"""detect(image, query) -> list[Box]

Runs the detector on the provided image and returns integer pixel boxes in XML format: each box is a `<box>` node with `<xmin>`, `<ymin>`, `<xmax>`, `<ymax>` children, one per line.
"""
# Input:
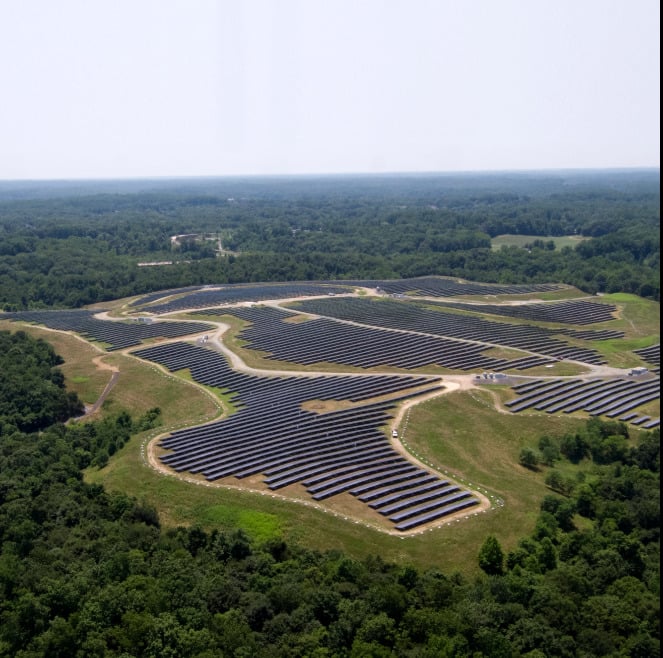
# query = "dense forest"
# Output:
<box><xmin>0</xmin><ymin>331</ymin><xmax>659</xmax><ymax>657</ymax></box>
<box><xmin>0</xmin><ymin>170</ymin><xmax>659</xmax><ymax>309</ymax></box>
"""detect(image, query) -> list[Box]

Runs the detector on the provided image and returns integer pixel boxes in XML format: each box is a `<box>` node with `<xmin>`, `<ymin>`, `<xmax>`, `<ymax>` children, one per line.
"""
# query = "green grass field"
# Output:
<box><xmin>491</xmin><ymin>234</ymin><xmax>591</xmax><ymax>251</ymax></box>
<box><xmin>589</xmin><ymin>293</ymin><xmax>660</xmax><ymax>368</ymax></box>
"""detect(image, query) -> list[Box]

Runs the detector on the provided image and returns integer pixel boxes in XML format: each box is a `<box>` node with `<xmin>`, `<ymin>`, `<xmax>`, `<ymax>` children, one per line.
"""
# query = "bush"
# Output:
<box><xmin>519</xmin><ymin>448</ymin><xmax>539</xmax><ymax>470</ymax></box>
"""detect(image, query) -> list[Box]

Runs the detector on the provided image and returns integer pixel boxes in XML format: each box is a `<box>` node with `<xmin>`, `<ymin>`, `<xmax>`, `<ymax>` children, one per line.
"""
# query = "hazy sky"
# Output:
<box><xmin>0</xmin><ymin>0</ymin><xmax>659</xmax><ymax>179</ymax></box>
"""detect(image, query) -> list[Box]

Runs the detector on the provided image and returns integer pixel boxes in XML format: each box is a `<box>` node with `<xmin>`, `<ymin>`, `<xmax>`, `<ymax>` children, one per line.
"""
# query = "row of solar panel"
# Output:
<box><xmin>428</xmin><ymin>298</ymin><xmax>617</xmax><ymax>326</ymax></box>
<box><xmin>507</xmin><ymin>377</ymin><xmax>660</xmax><ymax>425</ymax></box>
<box><xmin>132</xmin><ymin>341</ymin><xmax>479</xmax><ymax>531</ymax></box>
<box><xmin>135</xmin><ymin>283</ymin><xmax>352</xmax><ymax>314</ymax></box>
<box><xmin>203</xmin><ymin>306</ymin><xmax>554</xmax><ymax>372</ymax></box>
<box><xmin>129</xmin><ymin>285</ymin><xmax>208</xmax><ymax>307</ymax></box>
<box><xmin>130</xmin><ymin>277</ymin><xmax>564</xmax><ymax>311</ymax></box>
<box><xmin>340</xmin><ymin>276</ymin><xmax>563</xmax><ymax>298</ymax></box>
<box><xmin>633</xmin><ymin>344</ymin><xmax>660</xmax><ymax>368</ymax></box>
<box><xmin>134</xmin><ymin>340</ymin><xmax>435</xmax><ymax>402</ymax></box>
<box><xmin>290</xmin><ymin>298</ymin><xmax>607</xmax><ymax>365</ymax></box>
<box><xmin>556</xmin><ymin>328</ymin><xmax>624</xmax><ymax>341</ymax></box>
<box><xmin>1</xmin><ymin>309</ymin><xmax>212</xmax><ymax>351</ymax></box>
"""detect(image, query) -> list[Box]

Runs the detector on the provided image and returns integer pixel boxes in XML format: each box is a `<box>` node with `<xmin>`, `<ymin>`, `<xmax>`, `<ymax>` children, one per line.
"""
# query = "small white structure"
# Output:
<box><xmin>629</xmin><ymin>367</ymin><xmax>648</xmax><ymax>376</ymax></box>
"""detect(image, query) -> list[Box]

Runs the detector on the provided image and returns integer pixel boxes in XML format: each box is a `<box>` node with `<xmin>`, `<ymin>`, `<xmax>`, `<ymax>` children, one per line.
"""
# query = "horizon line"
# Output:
<box><xmin>0</xmin><ymin>165</ymin><xmax>660</xmax><ymax>184</ymax></box>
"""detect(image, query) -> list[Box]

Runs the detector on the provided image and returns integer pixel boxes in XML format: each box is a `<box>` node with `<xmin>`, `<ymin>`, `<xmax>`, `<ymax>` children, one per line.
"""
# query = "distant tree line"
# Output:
<box><xmin>0</xmin><ymin>330</ymin><xmax>659</xmax><ymax>656</ymax></box>
<box><xmin>0</xmin><ymin>172</ymin><xmax>659</xmax><ymax>310</ymax></box>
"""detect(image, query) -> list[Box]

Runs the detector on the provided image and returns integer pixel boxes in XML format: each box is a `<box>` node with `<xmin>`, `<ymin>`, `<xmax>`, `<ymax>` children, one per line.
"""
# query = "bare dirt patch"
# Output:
<box><xmin>282</xmin><ymin>314</ymin><xmax>314</xmax><ymax>324</ymax></box>
<box><xmin>301</xmin><ymin>399</ymin><xmax>358</xmax><ymax>413</ymax></box>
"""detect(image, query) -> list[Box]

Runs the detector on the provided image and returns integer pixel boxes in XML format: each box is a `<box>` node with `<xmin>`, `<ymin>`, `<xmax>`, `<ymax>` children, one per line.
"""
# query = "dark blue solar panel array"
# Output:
<box><xmin>427</xmin><ymin>299</ymin><xmax>617</xmax><ymax>326</ymax></box>
<box><xmin>128</xmin><ymin>277</ymin><xmax>564</xmax><ymax>312</ymax></box>
<box><xmin>634</xmin><ymin>344</ymin><xmax>660</xmax><ymax>365</ymax></box>
<box><xmin>633</xmin><ymin>344</ymin><xmax>660</xmax><ymax>374</ymax></box>
<box><xmin>129</xmin><ymin>285</ymin><xmax>208</xmax><ymax>307</ymax></box>
<box><xmin>134</xmin><ymin>282</ymin><xmax>353</xmax><ymax>314</ymax></box>
<box><xmin>507</xmin><ymin>377</ymin><xmax>660</xmax><ymax>425</ymax></box>
<box><xmin>337</xmin><ymin>277</ymin><xmax>563</xmax><ymax>297</ymax></box>
<box><xmin>558</xmin><ymin>328</ymin><xmax>625</xmax><ymax>341</ymax></box>
<box><xmin>132</xmin><ymin>341</ymin><xmax>479</xmax><ymax>531</ymax></box>
<box><xmin>1</xmin><ymin>310</ymin><xmax>213</xmax><ymax>351</ymax></box>
<box><xmin>208</xmin><ymin>305</ymin><xmax>553</xmax><ymax>371</ymax></box>
<box><xmin>289</xmin><ymin>298</ymin><xmax>607</xmax><ymax>365</ymax></box>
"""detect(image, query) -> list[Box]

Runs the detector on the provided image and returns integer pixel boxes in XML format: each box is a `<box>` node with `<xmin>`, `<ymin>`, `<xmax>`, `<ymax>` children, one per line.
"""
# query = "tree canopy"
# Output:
<box><xmin>0</xmin><ymin>171</ymin><xmax>659</xmax><ymax>310</ymax></box>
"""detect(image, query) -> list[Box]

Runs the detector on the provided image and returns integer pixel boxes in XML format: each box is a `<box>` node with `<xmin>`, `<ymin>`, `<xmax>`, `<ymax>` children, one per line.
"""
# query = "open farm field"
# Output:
<box><xmin>491</xmin><ymin>233</ymin><xmax>591</xmax><ymax>250</ymax></box>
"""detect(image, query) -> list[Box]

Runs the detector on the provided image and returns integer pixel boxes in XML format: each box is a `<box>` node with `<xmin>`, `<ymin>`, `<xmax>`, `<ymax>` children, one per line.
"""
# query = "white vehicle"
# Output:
<box><xmin>392</xmin><ymin>429</ymin><xmax>398</xmax><ymax>438</ymax></box>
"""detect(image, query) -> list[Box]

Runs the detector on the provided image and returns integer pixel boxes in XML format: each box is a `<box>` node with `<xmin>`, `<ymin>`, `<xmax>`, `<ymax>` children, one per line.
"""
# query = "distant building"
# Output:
<box><xmin>137</xmin><ymin>261</ymin><xmax>174</xmax><ymax>267</ymax></box>
<box><xmin>170</xmin><ymin>233</ymin><xmax>198</xmax><ymax>244</ymax></box>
